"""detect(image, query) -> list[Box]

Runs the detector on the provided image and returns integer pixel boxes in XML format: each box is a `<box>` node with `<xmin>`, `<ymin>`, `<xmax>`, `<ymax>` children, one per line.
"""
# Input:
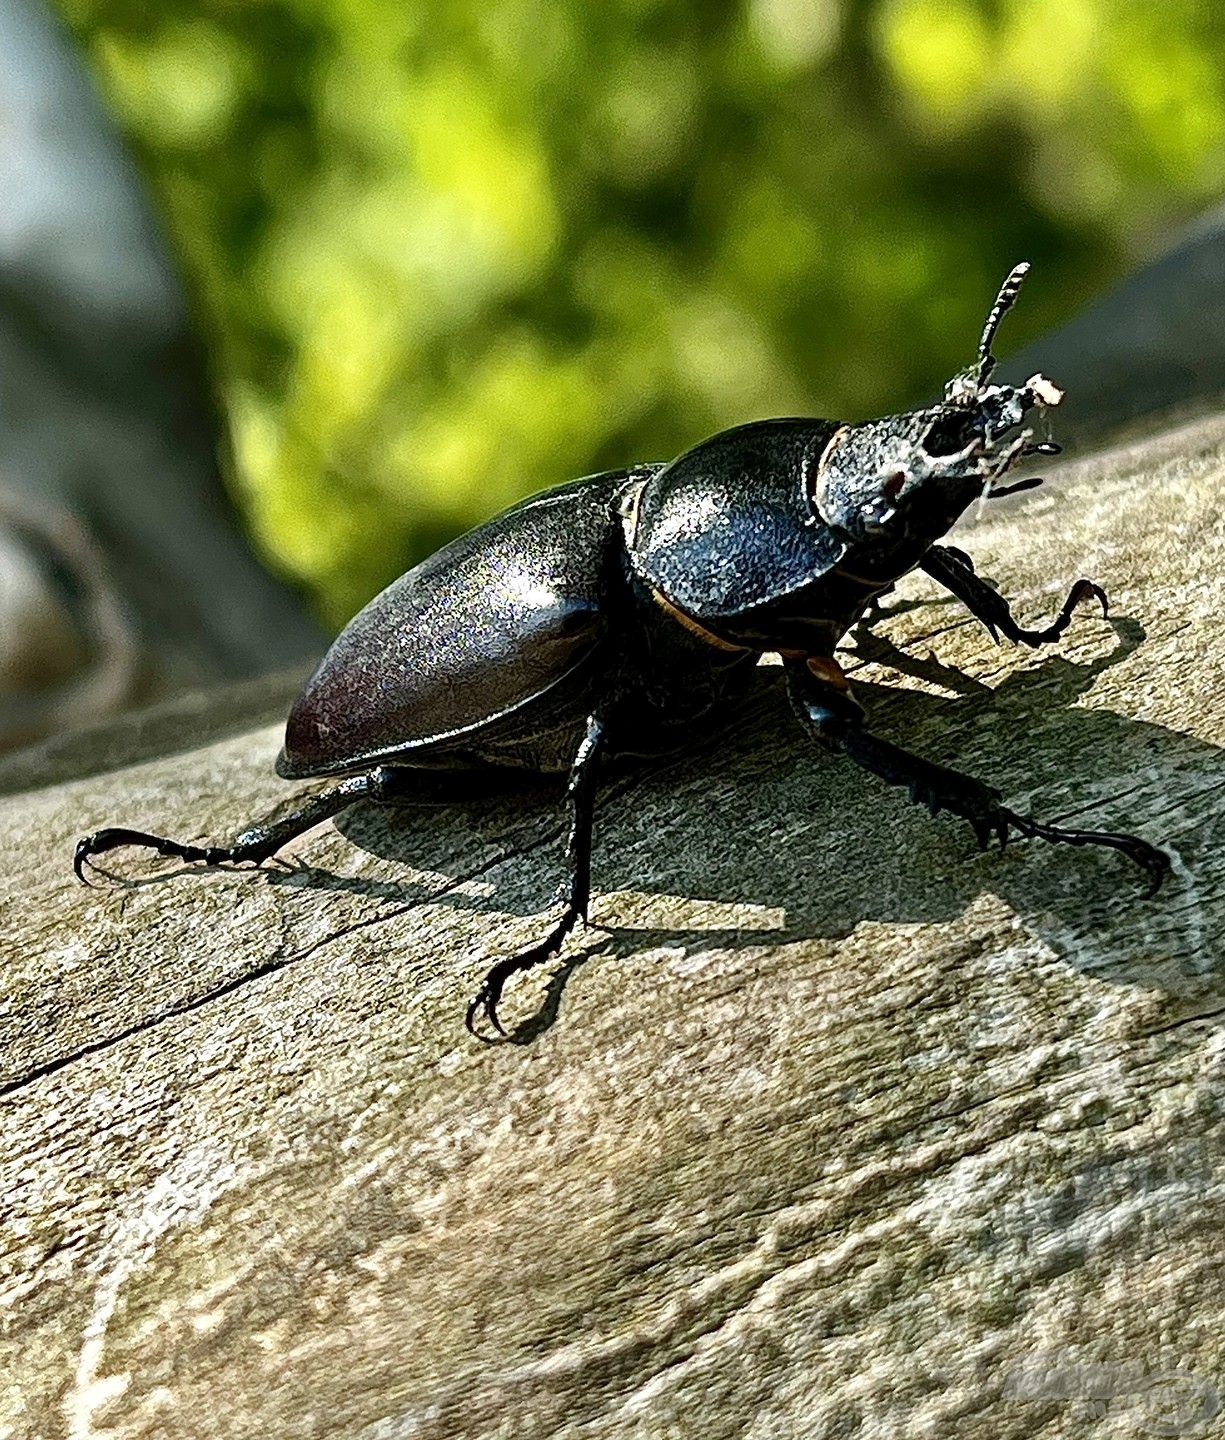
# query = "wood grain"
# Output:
<box><xmin>2</xmin><ymin>415</ymin><xmax>1224</xmax><ymax>1439</ymax></box>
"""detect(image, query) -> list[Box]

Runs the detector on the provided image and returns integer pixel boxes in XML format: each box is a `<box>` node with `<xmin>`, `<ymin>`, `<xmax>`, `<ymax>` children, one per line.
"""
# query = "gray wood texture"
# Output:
<box><xmin>2</xmin><ymin>413</ymin><xmax>1224</xmax><ymax>1439</ymax></box>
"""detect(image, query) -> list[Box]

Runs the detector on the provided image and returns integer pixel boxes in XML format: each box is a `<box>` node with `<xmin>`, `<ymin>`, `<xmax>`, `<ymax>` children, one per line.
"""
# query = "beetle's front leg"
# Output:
<box><xmin>922</xmin><ymin>544</ymin><xmax>1107</xmax><ymax>647</ymax></box>
<box><xmin>786</xmin><ymin>660</ymin><xmax>1169</xmax><ymax>893</ymax></box>
<box><xmin>465</xmin><ymin>713</ymin><xmax>605</xmax><ymax>1040</ymax></box>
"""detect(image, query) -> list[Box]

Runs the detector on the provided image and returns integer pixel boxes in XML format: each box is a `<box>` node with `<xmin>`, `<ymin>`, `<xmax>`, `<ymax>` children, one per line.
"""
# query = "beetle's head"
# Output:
<box><xmin>815</xmin><ymin>262</ymin><xmax>1063</xmax><ymax>546</ymax></box>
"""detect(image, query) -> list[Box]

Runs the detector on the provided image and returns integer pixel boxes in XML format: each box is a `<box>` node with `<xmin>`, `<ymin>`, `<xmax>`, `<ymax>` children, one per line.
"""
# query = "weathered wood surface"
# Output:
<box><xmin>2</xmin><ymin>414</ymin><xmax>1225</xmax><ymax>1439</ymax></box>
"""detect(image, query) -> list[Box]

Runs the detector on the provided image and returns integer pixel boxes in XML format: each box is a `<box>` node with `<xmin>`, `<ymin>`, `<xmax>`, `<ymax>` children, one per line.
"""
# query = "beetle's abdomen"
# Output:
<box><xmin>278</xmin><ymin>473</ymin><xmax>636</xmax><ymax>778</ymax></box>
<box><xmin>630</xmin><ymin>418</ymin><xmax>845</xmax><ymax>623</ymax></box>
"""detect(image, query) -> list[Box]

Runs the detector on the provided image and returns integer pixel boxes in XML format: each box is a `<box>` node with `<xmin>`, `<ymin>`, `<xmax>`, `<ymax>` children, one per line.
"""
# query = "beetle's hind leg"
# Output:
<box><xmin>466</xmin><ymin>714</ymin><xmax>605</xmax><ymax>1040</ymax></box>
<box><xmin>787</xmin><ymin>662</ymin><xmax>1170</xmax><ymax>894</ymax></box>
<box><xmin>922</xmin><ymin>544</ymin><xmax>1107</xmax><ymax>647</ymax></box>
<box><xmin>74</xmin><ymin>767</ymin><xmax>407</xmax><ymax>882</ymax></box>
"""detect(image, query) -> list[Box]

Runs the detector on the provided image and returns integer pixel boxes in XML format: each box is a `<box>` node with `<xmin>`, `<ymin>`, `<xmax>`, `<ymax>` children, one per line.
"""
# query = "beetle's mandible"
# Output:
<box><xmin>75</xmin><ymin>263</ymin><xmax>1170</xmax><ymax>1037</ymax></box>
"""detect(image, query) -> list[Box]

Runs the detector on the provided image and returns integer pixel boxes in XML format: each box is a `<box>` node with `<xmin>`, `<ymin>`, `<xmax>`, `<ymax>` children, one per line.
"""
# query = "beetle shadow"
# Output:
<box><xmin>318</xmin><ymin>613</ymin><xmax>1225</xmax><ymax>1042</ymax></box>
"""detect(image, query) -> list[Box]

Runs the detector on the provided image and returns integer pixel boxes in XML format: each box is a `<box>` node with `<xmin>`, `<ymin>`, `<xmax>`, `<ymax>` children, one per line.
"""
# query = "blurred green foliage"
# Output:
<box><xmin>58</xmin><ymin>0</ymin><xmax>1225</xmax><ymax>626</ymax></box>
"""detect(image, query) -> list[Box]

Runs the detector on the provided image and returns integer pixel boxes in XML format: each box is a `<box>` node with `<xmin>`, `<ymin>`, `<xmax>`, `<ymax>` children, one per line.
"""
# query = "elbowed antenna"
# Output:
<box><xmin>943</xmin><ymin>259</ymin><xmax>1034</xmax><ymax>407</ymax></box>
<box><xmin>976</xmin><ymin>260</ymin><xmax>1031</xmax><ymax>388</ymax></box>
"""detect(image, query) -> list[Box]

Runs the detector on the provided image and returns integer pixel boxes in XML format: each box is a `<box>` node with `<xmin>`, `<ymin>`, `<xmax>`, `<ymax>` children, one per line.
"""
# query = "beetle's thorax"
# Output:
<box><xmin>624</xmin><ymin>417</ymin><xmax>849</xmax><ymax>645</ymax></box>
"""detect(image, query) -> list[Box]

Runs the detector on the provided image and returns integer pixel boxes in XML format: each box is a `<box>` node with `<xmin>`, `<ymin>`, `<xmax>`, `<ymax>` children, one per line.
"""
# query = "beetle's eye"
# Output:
<box><xmin>882</xmin><ymin>471</ymin><xmax>906</xmax><ymax>505</ymax></box>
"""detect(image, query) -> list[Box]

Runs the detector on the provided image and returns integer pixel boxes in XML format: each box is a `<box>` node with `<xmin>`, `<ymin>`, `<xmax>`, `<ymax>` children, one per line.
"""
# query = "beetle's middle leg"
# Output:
<box><xmin>922</xmin><ymin>544</ymin><xmax>1107</xmax><ymax>647</ymax></box>
<box><xmin>786</xmin><ymin>660</ymin><xmax>1169</xmax><ymax>893</ymax></box>
<box><xmin>466</xmin><ymin>713</ymin><xmax>605</xmax><ymax>1040</ymax></box>
<box><xmin>74</xmin><ymin>766</ymin><xmax>413</xmax><ymax>881</ymax></box>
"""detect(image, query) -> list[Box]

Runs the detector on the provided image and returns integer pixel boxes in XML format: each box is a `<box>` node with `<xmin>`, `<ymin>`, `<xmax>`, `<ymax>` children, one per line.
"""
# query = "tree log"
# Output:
<box><xmin>2</xmin><ymin>413</ymin><xmax>1224</xmax><ymax>1439</ymax></box>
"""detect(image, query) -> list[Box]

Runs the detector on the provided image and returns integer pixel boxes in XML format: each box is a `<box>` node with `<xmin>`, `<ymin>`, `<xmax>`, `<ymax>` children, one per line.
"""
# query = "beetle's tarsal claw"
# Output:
<box><xmin>1141</xmin><ymin>849</ymin><xmax>1172</xmax><ymax>899</ymax></box>
<box><xmin>465</xmin><ymin>976</ymin><xmax>508</xmax><ymax>1041</ymax></box>
<box><xmin>998</xmin><ymin>808</ymin><xmax>1170</xmax><ymax>891</ymax></box>
<box><xmin>465</xmin><ymin>907</ymin><xmax>582</xmax><ymax>1042</ymax></box>
<box><xmin>73</xmin><ymin>838</ymin><xmax>96</xmax><ymax>884</ymax></box>
<box><xmin>72</xmin><ymin>826</ymin><xmax>221</xmax><ymax>879</ymax></box>
<box><xmin>1081</xmin><ymin>579</ymin><xmax>1109</xmax><ymax>619</ymax></box>
<box><xmin>1108</xmin><ymin>834</ymin><xmax>1172</xmax><ymax>896</ymax></box>
<box><xmin>1012</xmin><ymin>577</ymin><xmax>1110</xmax><ymax>647</ymax></box>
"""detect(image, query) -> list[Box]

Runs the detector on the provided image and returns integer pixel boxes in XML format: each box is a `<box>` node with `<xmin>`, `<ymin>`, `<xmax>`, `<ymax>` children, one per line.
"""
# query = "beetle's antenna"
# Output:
<box><xmin>976</xmin><ymin>261</ymin><xmax>1030</xmax><ymax>388</ymax></box>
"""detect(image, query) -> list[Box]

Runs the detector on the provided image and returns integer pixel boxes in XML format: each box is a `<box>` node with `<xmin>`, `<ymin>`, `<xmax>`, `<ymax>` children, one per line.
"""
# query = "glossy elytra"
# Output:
<box><xmin>76</xmin><ymin>264</ymin><xmax>1170</xmax><ymax>1037</ymax></box>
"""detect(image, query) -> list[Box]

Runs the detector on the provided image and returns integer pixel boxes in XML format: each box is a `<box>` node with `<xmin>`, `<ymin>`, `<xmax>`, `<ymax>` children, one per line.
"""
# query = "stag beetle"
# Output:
<box><xmin>75</xmin><ymin>263</ymin><xmax>1170</xmax><ymax>1036</ymax></box>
